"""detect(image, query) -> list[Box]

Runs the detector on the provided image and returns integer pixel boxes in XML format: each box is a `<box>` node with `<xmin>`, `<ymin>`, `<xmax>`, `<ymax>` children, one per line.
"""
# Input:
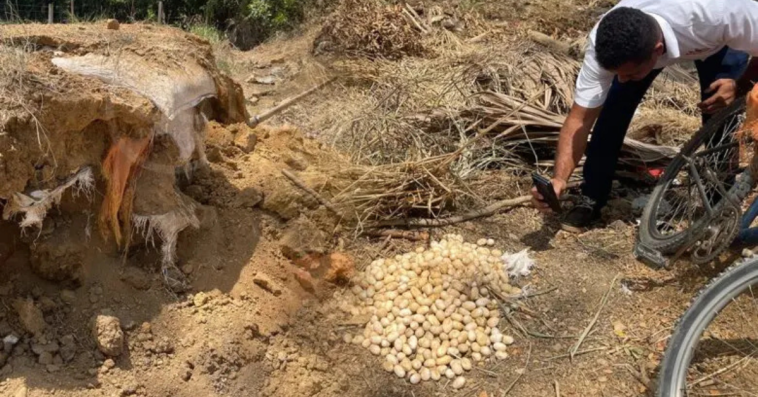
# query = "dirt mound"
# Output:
<box><xmin>0</xmin><ymin>23</ymin><xmax>251</xmax><ymax>287</ymax></box>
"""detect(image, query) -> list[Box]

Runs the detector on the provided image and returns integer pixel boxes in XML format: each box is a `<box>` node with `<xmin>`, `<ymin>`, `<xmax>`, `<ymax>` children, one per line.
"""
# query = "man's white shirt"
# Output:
<box><xmin>575</xmin><ymin>0</ymin><xmax>758</xmax><ymax>109</ymax></box>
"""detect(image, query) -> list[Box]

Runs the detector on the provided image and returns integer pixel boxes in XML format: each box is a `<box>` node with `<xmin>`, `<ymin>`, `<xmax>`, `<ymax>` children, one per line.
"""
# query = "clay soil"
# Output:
<box><xmin>0</xmin><ymin>4</ymin><xmax>738</xmax><ymax>397</ymax></box>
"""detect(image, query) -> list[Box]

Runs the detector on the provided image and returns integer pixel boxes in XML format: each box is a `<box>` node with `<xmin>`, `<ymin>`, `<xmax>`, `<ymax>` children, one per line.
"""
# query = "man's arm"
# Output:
<box><xmin>531</xmin><ymin>103</ymin><xmax>602</xmax><ymax>212</ymax></box>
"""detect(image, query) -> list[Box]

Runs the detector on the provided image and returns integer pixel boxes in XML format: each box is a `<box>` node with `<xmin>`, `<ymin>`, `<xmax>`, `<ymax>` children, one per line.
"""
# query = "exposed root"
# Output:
<box><xmin>2</xmin><ymin>167</ymin><xmax>94</xmax><ymax>229</ymax></box>
<box><xmin>132</xmin><ymin>206</ymin><xmax>199</xmax><ymax>292</ymax></box>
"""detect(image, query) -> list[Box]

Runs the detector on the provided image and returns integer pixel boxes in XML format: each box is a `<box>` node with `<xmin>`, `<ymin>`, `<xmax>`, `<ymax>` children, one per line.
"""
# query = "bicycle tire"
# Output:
<box><xmin>639</xmin><ymin>97</ymin><xmax>749</xmax><ymax>254</ymax></box>
<box><xmin>656</xmin><ymin>256</ymin><xmax>758</xmax><ymax>396</ymax></box>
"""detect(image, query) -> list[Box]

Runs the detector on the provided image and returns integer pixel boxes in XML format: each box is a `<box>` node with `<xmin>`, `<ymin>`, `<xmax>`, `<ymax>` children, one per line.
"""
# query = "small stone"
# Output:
<box><xmin>53</xmin><ymin>354</ymin><xmax>63</xmax><ymax>365</ymax></box>
<box><xmin>120</xmin><ymin>267</ymin><xmax>152</xmax><ymax>290</ymax></box>
<box><xmin>92</xmin><ymin>315</ymin><xmax>124</xmax><ymax>357</ymax></box>
<box><xmin>193</xmin><ymin>292</ymin><xmax>209</xmax><ymax>307</ymax></box>
<box><xmin>742</xmin><ymin>248</ymin><xmax>754</xmax><ymax>258</ymax></box>
<box><xmin>232</xmin><ymin>187</ymin><xmax>263</xmax><ymax>209</ymax></box>
<box><xmin>180</xmin><ymin>368</ymin><xmax>192</xmax><ymax>381</ymax></box>
<box><xmin>253</xmin><ymin>274</ymin><xmax>282</xmax><ymax>296</ymax></box>
<box><xmin>234</xmin><ymin>131</ymin><xmax>258</xmax><ymax>154</ymax></box>
<box><xmin>38</xmin><ymin>297</ymin><xmax>57</xmax><ymax>312</ymax></box>
<box><xmin>120</xmin><ymin>384</ymin><xmax>137</xmax><ymax>396</ymax></box>
<box><xmin>181</xmin><ymin>264</ymin><xmax>194</xmax><ymax>275</ymax></box>
<box><xmin>89</xmin><ymin>295</ymin><xmax>99</xmax><ymax>304</ymax></box>
<box><xmin>60</xmin><ymin>290</ymin><xmax>76</xmax><ymax>305</ymax></box>
<box><xmin>207</xmin><ymin>146</ymin><xmax>223</xmax><ymax>163</ymax></box>
<box><xmin>37</xmin><ymin>351</ymin><xmax>53</xmax><ymax>365</ymax></box>
<box><xmin>293</xmin><ymin>269</ymin><xmax>315</xmax><ymax>293</ymax></box>
<box><xmin>104</xmin><ymin>359</ymin><xmax>116</xmax><ymax>369</ymax></box>
<box><xmin>13</xmin><ymin>298</ymin><xmax>46</xmax><ymax>335</ymax></box>
<box><xmin>284</xmin><ymin>154</ymin><xmax>308</xmax><ymax>171</ymax></box>
<box><xmin>106</xmin><ymin>19</ymin><xmax>120</xmax><ymax>30</ymax></box>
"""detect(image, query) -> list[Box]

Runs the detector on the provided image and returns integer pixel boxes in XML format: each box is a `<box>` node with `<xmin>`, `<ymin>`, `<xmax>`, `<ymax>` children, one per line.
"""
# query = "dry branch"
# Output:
<box><xmin>361</xmin><ymin>229</ymin><xmax>430</xmax><ymax>240</ymax></box>
<box><xmin>248</xmin><ymin>78</ymin><xmax>335</xmax><ymax>127</ymax></box>
<box><xmin>370</xmin><ymin>194</ymin><xmax>532</xmax><ymax>228</ymax></box>
<box><xmin>281</xmin><ymin>169</ymin><xmax>342</xmax><ymax>216</ymax></box>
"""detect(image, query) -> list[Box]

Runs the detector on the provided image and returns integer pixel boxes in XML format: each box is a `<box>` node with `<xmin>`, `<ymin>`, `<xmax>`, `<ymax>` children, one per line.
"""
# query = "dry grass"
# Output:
<box><xmin>314</xmin><ymin>0</ymin><xmax>426</xmax><ymax>60</ymax></box>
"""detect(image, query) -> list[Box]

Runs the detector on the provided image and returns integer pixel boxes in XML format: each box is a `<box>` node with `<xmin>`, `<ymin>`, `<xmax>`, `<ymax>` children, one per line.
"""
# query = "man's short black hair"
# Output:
<box><xmin>595</xmin><ymin>7</ymin><xmax>660</xmax><ymax>70</ymax></box>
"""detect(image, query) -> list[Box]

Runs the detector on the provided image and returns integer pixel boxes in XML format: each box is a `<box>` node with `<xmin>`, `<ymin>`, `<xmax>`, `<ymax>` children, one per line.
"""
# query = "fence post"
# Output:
<box><xmin>48</xmin><ymin>3</ymin><xmax>53</xmax><ymax>23</ymax></box>
<box><xmin>158</xmin><ymin>1</ymin><xmax>164</xmax><ymax>24</ymax></box>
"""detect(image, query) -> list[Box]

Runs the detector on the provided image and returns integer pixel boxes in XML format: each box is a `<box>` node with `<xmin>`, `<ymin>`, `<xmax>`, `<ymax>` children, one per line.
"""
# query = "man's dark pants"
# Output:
<box><xmin>581</xmin><ymin>46</ymin><xmax>750</xmax><ymax>208</ymax></box>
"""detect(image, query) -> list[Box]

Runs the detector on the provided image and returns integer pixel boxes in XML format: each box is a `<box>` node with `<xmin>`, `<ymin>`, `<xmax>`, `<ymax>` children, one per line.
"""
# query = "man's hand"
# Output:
<box><xmin>531</xmin><ymin>178</ymin><xmax>567</xmax><ymax>213</ymax></box>
<box><xmin>698</xmin><ymin>78</ymin><xmax>737</xmax><ymax>114</ymax></box>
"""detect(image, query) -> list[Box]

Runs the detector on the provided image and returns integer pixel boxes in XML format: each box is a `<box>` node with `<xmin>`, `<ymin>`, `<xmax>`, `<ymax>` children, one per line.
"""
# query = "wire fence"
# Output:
<box><xmin>0</xmin><ymin>1</ymin><xmax>164</xmax><ymax>24</ymax></box>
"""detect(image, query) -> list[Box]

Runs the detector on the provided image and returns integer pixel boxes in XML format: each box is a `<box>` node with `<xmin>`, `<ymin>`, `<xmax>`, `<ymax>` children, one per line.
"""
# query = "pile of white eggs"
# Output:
<box><xmin>341</xmin><ymin>234</ymin><xmax>520</xmax><ymax>388</ymax></box>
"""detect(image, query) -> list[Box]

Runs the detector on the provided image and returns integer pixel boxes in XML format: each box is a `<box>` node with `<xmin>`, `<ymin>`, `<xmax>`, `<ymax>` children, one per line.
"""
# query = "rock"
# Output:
<box><xmin>31</xmin><ymin>342</ymin><xmax>59</xmax><ymax>355</ymax></box>
<box><xmin>293</xmin><ymin>269</ymin><xmax>316</xmax><ymax>293</ymax></box>
<box><xmin>253</xmin><ymin>274</ymin><xmax>282</xmax><ymax>296</ymax></box>
<box><xmin>193</xmin><ymin>292</ymin><xmax>209</xmax><ymax>307</ymax></box>
<box><xmin>60</xmin><ymin>344</ymin><xmax>76</xmax><ymax>363</ymax></box>
<box><xmin>92</xmin><ymin>315</ymin><xmax>124</xmax><ymax>357</ymax></box>
<box><xmin>13</xmin><ymin>298</ymin><xmax>46</xmax><ymax>336</ymax></box>
<box><xmin>121</xmin><ymin>384</ymin><xmax>138</xmax><ymax>396</ymax></box>
<box><xmin>232</xmin><ymin>187</ymin><xmax>263</xmax><ymax>209</ymax></box>
<box><xmin>38</xmin><ymin>351</ymin><xmax>53</xmax><ymax>365</ymax></box>
<box><xmin>181</xmin><ymin>263</ymin><xmax>194</xmax><ymax>275</ymax></box>
<box><xmin>284</xmin><ymin>154</ymin><xmax>308</xmax><ymax>171</ymax></box>
<box><xmin>104</xmin><ymin>358</ymin><xmax>116</xmax><ymax>369</ymax></box>
<box><xmin>106</xmin><ymin>19</ymin><xmax>120</xmax><ymax>30</ymax></box>
<box><xmin>278</xmin><ymin>217</ymin><xmax>328</xmax><ymax>259</ymax></box>
<box><xmin>89</xmin><ymin>295</ymin><xmax>99</xmax><ymax>304</ymax></box>
<box><xmin>120</xmin><ymin>267</ymin><xmax>152</xmax><ymax>290</ymax></box>
<box><xmin>325</xmin><ymin>253</ymin><xmax>355</xmax><ymax>284</ymax></box>
<box><xmin>60</xmin><ymin>290</ymin><xmax>76</xmax><ymax>305</ymax></box>
<box><xmin>207</xmin><ymin>146</ymin><xmax>224</xmax><ymax>163</ymax></box>
<box><xmin>234</xmin><ymin>131</ymin><xmax>258</xmax><ymax>154</ymax></box>
<box><xmin>38</xmin><ymin>297</ymin><xmax>57</xmax><ymax>312</ymax></box>
<box><xmin>181</xmin><ymin>368</ymin><xmax>192</xmax><ymax>381</ymax></box>
<box><xmin>743</xmin><ymin>248</ymin><xmax>755</xmax><ymax>258</ymax></box>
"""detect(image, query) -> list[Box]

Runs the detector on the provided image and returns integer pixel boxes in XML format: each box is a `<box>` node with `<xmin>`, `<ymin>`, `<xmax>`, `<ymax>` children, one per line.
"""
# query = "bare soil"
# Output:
<box><xmin>0</xmin><ymin>7</ymin><xmax>733</xmax><ymax>397</ymax></box>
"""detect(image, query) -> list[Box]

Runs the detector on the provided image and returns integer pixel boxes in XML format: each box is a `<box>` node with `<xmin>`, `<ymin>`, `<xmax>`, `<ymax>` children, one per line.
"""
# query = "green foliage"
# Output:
<box><xmin>1</xmin><ymin>0</ymin><xmax>317</xmax><ymax>48</ymax></box>
<box><xmin>189</xmin><ymin>23</ymin><xmax>224</xmax><ymax>43</ymax></box>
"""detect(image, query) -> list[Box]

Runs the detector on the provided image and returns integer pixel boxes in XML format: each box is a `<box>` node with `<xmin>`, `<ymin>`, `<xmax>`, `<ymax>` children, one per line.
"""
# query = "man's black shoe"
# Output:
<box><xmin>560</xmin><ymin>196</ymin><xmax>601</xmax><ymax>233</ymax></box>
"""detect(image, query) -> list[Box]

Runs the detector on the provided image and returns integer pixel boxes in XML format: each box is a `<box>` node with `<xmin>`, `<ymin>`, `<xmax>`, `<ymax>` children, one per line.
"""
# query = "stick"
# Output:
<box><xmin>371</xmin><ymin>195</ymin><xmax>532</xmax><ymax>228</ymax></box>
<box><xmin>467</xmin><ymin>31</ymin><xmax>491</xmax><ymax>43</ymax></box>
<box><xmin>502</xmin><ymin>342</ymin><xmax>532</xmax><ymax>395</ymax></box>
<box><xmin>369</xmin><ymin>180</ymin><xmax>582</xmax><ymax>229</ymax></box>
<box><xmin>522</xmin><ymin>286</ymin><xmax>558</xmax><ymax>298</ymax></box>
<box><xmin>402</xmin><ymin>8</ymin><xmax>428</xmax><ymax>34</ymax></box>
<box><xmin>554</xmin><ymin>380</ymin><xmax>560</xmax><ymax>397</ymax></box>
<box><xmin>569</xmin><ymin>273</ymin><xmax>620</xmax><ymax>360</ymax></box>
<box><xmin>544</xmin><ymin>346</ymin><xmax>608</xmax><ymax>361</ymax></box>
<box><xmin>248</xmin><ymin>78</ymin><xmax>335</xmax><ymax>128</ymax></box>
<box><xmin>281</xmin><ymin>169</ymin><xmax>342</xmax><ymax>216</ymax></box>
<box><xmin>361</xmin><ymin>229</ymin><xmax>430</xmax><ymax>241</ymax></box>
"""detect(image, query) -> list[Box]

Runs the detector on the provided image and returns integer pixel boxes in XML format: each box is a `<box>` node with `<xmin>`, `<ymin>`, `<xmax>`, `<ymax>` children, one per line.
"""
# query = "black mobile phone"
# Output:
<box><xmin>532</xmin><ymin>173</ymin><xmax>562</xmax><ymax>213</ymax></box>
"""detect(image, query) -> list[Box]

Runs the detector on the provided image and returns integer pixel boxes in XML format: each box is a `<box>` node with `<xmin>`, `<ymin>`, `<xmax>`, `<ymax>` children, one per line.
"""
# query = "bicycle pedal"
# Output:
<box><xmin>634</xmin><ymin>241</ymin><xmax>668</xmax><ymax>269</ymax></box>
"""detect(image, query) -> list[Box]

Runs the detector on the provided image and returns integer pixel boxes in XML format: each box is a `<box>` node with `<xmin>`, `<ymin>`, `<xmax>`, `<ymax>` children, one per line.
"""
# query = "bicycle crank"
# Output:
<box><xmin>690</xmin><ymin>205</ymin><xmax>741</xmax><ymax>264</ymax></box>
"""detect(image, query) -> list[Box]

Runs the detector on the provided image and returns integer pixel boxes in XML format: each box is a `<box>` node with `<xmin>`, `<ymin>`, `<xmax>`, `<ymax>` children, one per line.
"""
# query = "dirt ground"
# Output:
<box><xmin>0</xmin><ymin>3</ymin><xmax>733</xmax><ymax>397</ymax></box>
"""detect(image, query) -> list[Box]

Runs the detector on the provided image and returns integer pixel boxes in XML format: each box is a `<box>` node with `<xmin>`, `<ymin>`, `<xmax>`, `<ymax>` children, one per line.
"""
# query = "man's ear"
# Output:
<box><xmin>653</xmin><ymin>42</ymin><xmax>665</xmax><ymax>56</ymax></box>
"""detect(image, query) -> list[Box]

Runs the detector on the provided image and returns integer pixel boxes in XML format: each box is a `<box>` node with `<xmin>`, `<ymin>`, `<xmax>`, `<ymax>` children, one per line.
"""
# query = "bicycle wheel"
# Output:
<box><xmin>639</xmin><ymin>97</ymin><xmax>754</xmax><ymax>256</ymax></box>
<box><xmin>657</xmin><ymin>257</ymin><xmax>758</xmax><ymax>396</ymax></box>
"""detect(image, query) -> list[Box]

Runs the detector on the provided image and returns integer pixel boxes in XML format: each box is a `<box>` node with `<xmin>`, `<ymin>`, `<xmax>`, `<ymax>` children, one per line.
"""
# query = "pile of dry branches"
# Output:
<box><xmin>314</xmin><ymin>0</ymin><xmax>426</xmax><ymax>60</ymax></box>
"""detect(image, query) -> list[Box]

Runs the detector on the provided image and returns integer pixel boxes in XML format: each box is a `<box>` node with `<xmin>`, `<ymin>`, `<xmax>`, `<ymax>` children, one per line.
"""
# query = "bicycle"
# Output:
<box><xmin>631</xmin><ymin>92</ymin><xmax>758</xmax><ymax>396</ymax></box>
